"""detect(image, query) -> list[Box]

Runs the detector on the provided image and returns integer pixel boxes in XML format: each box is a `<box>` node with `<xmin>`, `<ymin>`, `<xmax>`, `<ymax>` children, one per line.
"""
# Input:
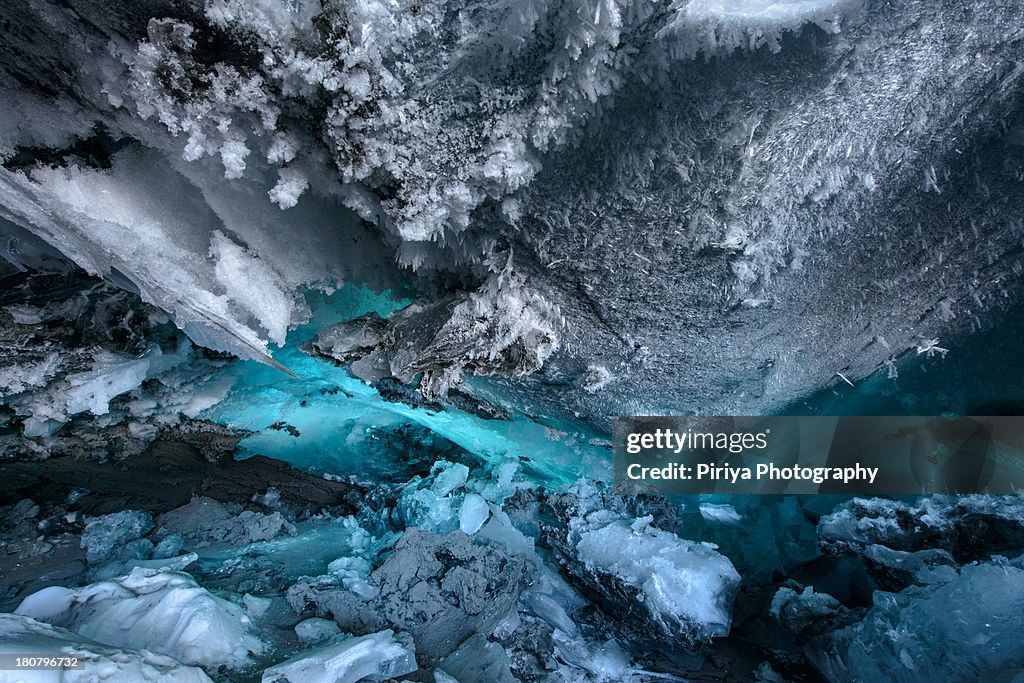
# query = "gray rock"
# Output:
<box><xmin>158</xmin><ymin>497</ymin><xmax>296</xmax><ymax>547</ymax></box>
<box><xmin>288</xmin><ymin>530</ymin><xmax>527</xmax><ymax>662</ymax></box>
<box><xmin>770</xmin><ymin>584</ymin><xmax>860</xmax><ymax>639</ymax></box>
<box><xmin>80</xmin><ymin>510</ymin><xmax>154</xmax><ymax>565</ymax></box>
<box><xmin>439</xmin><ymin>633</ymin><xmax>515</xmax><ymax>683</ymax></box>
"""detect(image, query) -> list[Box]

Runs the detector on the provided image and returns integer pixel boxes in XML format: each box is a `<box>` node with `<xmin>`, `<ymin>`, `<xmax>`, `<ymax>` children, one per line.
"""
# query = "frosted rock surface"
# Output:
<box><xmin>1</xmin><ymin>1</ymin><xmax>1022</xmax><ymax>420</ymax></box>
<box><xmin>287</xmin><ymin>530</ymin><xmax>526</xmax><ymax>660</ymax></box>
<box><xmin>158</xmin><ymin>496</ymin><xmax>297</xmax><ymax>547</ymax></box>
<box><xmin>14</xmin><ymin>568</ymin><xmax>264</xmax><ymax>670</ymax></box>
<box><xmin>80</xmin><ymin>510</ymin><xmax>154</xmax><ymax>566</ymax></box>
<box><xmin>818</xmin><ymin>495</ymin><xmax>1024</xmax><ymax>589</ymax></box>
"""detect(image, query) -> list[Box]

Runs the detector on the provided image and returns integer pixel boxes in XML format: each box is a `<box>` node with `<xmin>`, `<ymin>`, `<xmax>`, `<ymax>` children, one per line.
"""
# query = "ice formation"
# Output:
<box><xmin>571</xmin><ymin>512</ymin><xmax>741</xmax><ymax>645</ymax></box>
<box><xmin>807</xmin><ymin>556</ymin><xmax>1024</xmax><ymax>682</ymax></box>
<box><xmin>15</xmin><ymin>568</ymin><xmax>264</xmax><ymax>670</ymax></box>
<box><xmin>261</xmin><ymin>630</ymin><xmax>417</xmax><ymax>683</ymax></box>
<box><xmin>0</xmin><ymin>614</ymin><xmax>214</xmax><ymax>683</ymax></box>
<box><xmin>2</xmin><ymin>1</ymin><xmax>1024</xmax><ymax>681</ymax></box>
<box><xmin>1</xmin><ymin>0</ymin><xmax>1020</xmax><ymax>421</ymax></box>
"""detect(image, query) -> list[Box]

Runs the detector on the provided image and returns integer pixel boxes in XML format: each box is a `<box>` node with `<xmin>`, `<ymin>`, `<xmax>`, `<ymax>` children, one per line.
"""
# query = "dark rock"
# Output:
<box><xmin>818</xmin><ymin>496</ymin><xmax>1024</xmax><ymax>589</ymax></box>
<box><xmin>0</xmin><ymin>438</ymin><xmax>362</xmax><ymax>517</ymax></box>
<box><xmin>288</xmin><ymin>529</ymin><xmax>527</xmax><ymax>663</ymax></box>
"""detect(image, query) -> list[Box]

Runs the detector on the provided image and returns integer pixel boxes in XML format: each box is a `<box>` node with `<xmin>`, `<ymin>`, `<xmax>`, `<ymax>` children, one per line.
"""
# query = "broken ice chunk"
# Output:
<box><xmin>439</xmin><ymin>633</ymin><xmax>515</xmax><ymax>683</ymax></box>
<box><xmin>806</xmin><ymin>557</ymin><xmax>1024</xmax><ymax>682</ymax></box>
<box><xmin>244</xmin><ymin>593</ymin><xmax>273</xmax><ymax>620</ymax></box>
<box><xmin>261</xmin><ymin>630</ymin><xmax>416</xmax><ymax>683</ymax></box>
<box><xmin>91</xmin><ymin>552</ymin><xmax>199</xmax><ymax>581</ymax></box>
<box><xmin>770</xmin><ymin>584</ymin><xmax>859</xmax><ymax>638</ymax></box>
<box><xmin>294</xmin><ymin>617</ymin><xmax>342</xmax><ymax>645</ymax></box>
<box><xmin>0</xmin><ymin>613</ymin><xmax>214</xmax><ymax>683</ymax></box>
<box><xmin>554</xmin><ymin>508</ymin><xmax>741</xmax><ymax>648</ymax></box>
<box><xmin>459</xmin><ymin>493</ymin><xmax>490</xmax><ymax>535</ymax></box>
<box><xmin>699</xmin><ymin>502</ymin><xmax>743</xmax><ymax>526</ymax></box>
<box><xmin>431</xmin><ymin>460</ymin><xmax>470</xmax><ymax>496</ymax></box>
<box><xmin>15</xmin><ymin>567</ymin><xmax>264</xmax><ymax>670</ymax></box>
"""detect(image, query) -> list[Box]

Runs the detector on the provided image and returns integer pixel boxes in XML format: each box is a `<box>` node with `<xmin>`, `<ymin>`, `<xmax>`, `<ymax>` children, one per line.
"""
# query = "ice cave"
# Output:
<box><xmin>1</xmin><ymin>0</ymin><xmax>1024</xmax><ymax>681</ymax></box>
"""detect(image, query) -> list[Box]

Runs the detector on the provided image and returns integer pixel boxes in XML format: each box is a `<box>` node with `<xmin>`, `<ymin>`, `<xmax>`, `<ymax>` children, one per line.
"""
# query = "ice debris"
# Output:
<box><xmin>80</xmin><ymin>510</ymin><xmax>154</xmax><ymax>566</ymax></box>
<box><xmin>806</xmin><ymin>557</ymin><xmax>1024</xmax><ymax>682</ymax></box>
<box><xmin>261</xmin><ymin>630</ymin><xmax>416</xmax><ymax>683</ymax></box>
<box><xmin>770</xmin><ymin>584</ymin><xmax>860</xmax><ymax>638</ymax></box>
<box><xmin>15</xmin><ymin>567</ymin><xmax>264</xmax><ymax>670</ymax></box>
<box><xmin>295</xmin><ymin>617</ymin><xmax>342</xmax><ymax>645</ymax></box>
<box><xmin>0</xmin><ymin>613</ymin><xmax>213</xmax><ymax>683</ymax></box>
<box><xmin>546</xmin><ymin>488</ymin><xmax>740</xmax><ymax>648</ymax></box>
<box><xmin>699</xmin><ymin>502</ymin><xmax>743</xmax><ymax>526</ymax></box>
<box><xmin>573</xmin><ymin>513</ymin><xmax>740</xmax><ymax>645</ymax></box>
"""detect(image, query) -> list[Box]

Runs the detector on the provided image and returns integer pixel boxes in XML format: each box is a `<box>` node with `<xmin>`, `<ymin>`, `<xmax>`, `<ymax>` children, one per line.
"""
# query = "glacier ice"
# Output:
<box><xmin>570</xmin><ymin>512</ymin><xmax>741</xmax><ymax>646</ymax></box>
<box><xmin>458</xmin><ymin>493</ymin><xmax>491</xmax><ymax>535</ymax></box>
<box><xmin>261</xmin><ymin>630</ymin><xmax>417</xmax><ymax>683</ymax></box>
<box><xmin>294</xmin><ymin>617</ymin><xmax>342</xmax><ymax>645</ymax></box>
<box><xmin>14</xmin><ymin>567</ymin><xmax>264</xmax><ymax>670</ymax></box>
<box><xmin>0</xmin><ymin>613</ymin><xmax>214</xmax><ymax>683</ymax></box>
<box><xmin>806</xmin><ymin>557</ymin><xmax>1024</xmax><ymax>682</ymax></box>
<box><xmin>699</xmin><ymin>502</ymin><xmax>743</xmax><ymax>526</ymax></box>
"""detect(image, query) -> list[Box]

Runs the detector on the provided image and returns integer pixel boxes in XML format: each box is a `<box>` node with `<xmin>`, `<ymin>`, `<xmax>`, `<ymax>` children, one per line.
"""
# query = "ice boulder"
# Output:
<box><xmin>547</xmin><ymin>501</ymin><xmax>740</xmax><ymax>648</ymax></box>
<box><xmin>14</xmin><ymin>568</ymin><xmax>264</xmax><ymax>670</ymax></box>
<box><xmin>0</xmin><ymin>613</ymin><xmax>213</xmax><ymax>683</ymax></box>
<box><xmin>261</xmin><ymin>630</ymin><xmax>416</xmax><ymax>683</ymax></box>
<box><xmin>806</xmin><ymin>557</ymin><xmax>1024</xmax><ymax>682</ymax></box>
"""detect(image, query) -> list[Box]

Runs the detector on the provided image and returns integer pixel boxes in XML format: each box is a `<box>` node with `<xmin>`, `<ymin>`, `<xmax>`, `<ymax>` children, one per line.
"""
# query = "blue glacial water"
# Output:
<box><xmin>201</xmin><ymin>285</ymin><xmax>609</xmax><ymax>487</ymax></box>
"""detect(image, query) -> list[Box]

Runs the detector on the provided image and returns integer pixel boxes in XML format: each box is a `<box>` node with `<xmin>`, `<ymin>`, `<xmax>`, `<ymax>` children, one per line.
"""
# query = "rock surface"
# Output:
<box><xmin>288</xmin><ymin>529</ymin><xmax>527</xmax><ymax>662</ymax></box>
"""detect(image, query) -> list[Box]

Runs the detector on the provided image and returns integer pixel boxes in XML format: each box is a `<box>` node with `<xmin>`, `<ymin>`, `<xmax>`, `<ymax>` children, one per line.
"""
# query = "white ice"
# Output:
<box><xmin>0</xmin><ymin>613</ymin><xmax>213</xmax><ymax>683</ymax></box>
<box><xmin>261</xmin><ymin>630</ymin><xmax>416</xmax><ymax>683</ymax></box>
<box><xmin>15</xmin><ymin>568</ymin><xmax>264</xmax><ymax>670</ymax></box>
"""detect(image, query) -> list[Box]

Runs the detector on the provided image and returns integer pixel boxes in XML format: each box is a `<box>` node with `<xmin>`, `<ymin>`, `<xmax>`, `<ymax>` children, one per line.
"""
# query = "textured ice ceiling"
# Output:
<box><xmin>1</xmin><ymin>0</ymin><xmax>1023</xmax><ymax>425</ymax></box>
